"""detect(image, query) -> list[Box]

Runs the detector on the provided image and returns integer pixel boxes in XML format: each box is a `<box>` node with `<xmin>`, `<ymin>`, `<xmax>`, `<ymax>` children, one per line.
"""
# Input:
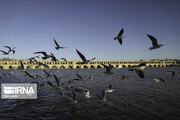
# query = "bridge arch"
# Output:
<box><xmin>83</xmin><ymin>65</ymin><xmax>88</xmax><ymax>68</ymax></box>
<box><xmin>9</xmin><ymin>66</ymin><xmax>13</xmax><ymax>69</ymax></box>
<box><xmin>76</xmin><ymin>65</ymin><xmax>80</xmax><ymax>69</ymax></box>
<box><xmin>52</xmin><ymin>66</ymin><xmax>57</xmax><ymax>69</ymax></box>
<box><xmin>90</xmin><ymin>65</ymin><xmax>95</xmax><ymax>68</ymax></box>
<box><xmin>154</xmin><ymin>65</ymin><xmax>157</xmax><ymax>67</ymax></box>
<box><xmin>68</xmin><ymin>65</ymin><xmax>73</xmax><ymax>69</ymax></box>
<box><xmin>0</xmin><ymin>66</ymin><xmax>3</xmax><ymax>69</ymax></box>
<box><xmin>27</xmin><ymin>66</ymin><xmax>32</xmax><ymax>69</ymax></box>
<box><xmin>97</xmin><ymin>65</ymin><xmax>102</xmax><ymax>68</ymax></box>
<box><xmin>122</xmin><ymin>65</ymin><xmax>126</xmax><ymax>68</ymax></box>
<box><xmin>60</xmin><ymin>66</ymin><xmax>65</xmax><ymax>69</ymax></box>
<box><xmin>35</xmin><ymin>66</ymin><xmax>40</xmax><ymax>69</ymax></box>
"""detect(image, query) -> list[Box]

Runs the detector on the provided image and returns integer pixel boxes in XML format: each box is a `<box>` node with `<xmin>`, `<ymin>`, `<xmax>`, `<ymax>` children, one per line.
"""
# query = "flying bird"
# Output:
<box><xmin>97</xmin><ymin>89</ymin><xmax>106</xmax><ymax>102</ymax></box>
<box><xmin>166</xmin><ymin>71</ymin><xmax>176</xmax><ymax>78</ymax></box>
<box><xmin>53</xmin><ymin>38</ymin><xmax>68</xmax><ymax>50</ymax></box>
<box><xmin>0</xmin><ymin>50</ymin><xmax>9</xmax><ymax>55</ymax></box>
<box><xmin>114</xmin><ymin>28</ymin><xmax>124</xmax><ymax>45</ymax></box>
<box><xmin>147</xmin><ymin>34</ymin><xmax>164</xmax><ymax>50</ymax></box>
<box><xmin>76</xmin><ymin>49</ymin><xmax>95</xmax><ymax>64</ymax></box>
<box><xmin>4</xmin><ymin>46</ymin><xmax>15</xmax><ymax>54</ymax></box>
<box><xmin>153</xmin><ymin>78</ymin><xmax>167</xmax><ymax>85</ymax></box>
<box><xmin>128</xmin><ymin>63</ymin><xmax>146</xmax><ymax>78</ymax></box>
<box><xmin>73</xmin><ymin>73</ymin><xmax>87</xmax><ymax>81</ymax></box>
<box><xmin>43</xmin><ymin>69</ymin><xmax>53</xmax><ymax>78</ymax></box>
<box><xmin>61</xmin><ymin>58</ymin><xmax>67</xmax><ymax>64</ymax></box>
<box><xmin>74</xmin><ymin>87</ymin><xmax>91</xmax><ymax>98</ymax></box>
<box><xmin>50</xmin><ymin>53</ymin><xmax>58</xmax><ymax>62</ymax></box>
<box><xmin>47</xmin><ymin>74</ymin><xmax>64</xmax><ymax>90</ymax></box>
<box><xmin>33</xmin><ymin>51</ymin><xmax>51</xmax><ymax>60</ymax></box>
<box><xmin>100</xmin><ymin>63</ymin><xmax>113</xmax><ymax>74</ymax></box>
<box><xmin>24</xmin><ymin>71</ymin><xmax>43</xmax><ymax>80</ymax></box>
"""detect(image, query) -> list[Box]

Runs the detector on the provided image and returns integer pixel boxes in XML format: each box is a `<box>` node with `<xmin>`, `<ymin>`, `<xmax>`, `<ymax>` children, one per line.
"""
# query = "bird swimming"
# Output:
<box><xmin>4</xmin><ymin>46</ymin><xmax>15</xmax><ymax>54</ymax></box>
<box><xmin>53</xmin><ymin>38</ymin><xmax>68</xmax><ymax>50</ymax></box>
<box><xmin>147</xmin><ymin>34</ymin><xmax>164</xmax><ymax>50</ymax></box>
<box><xmin>76</xmin><ymin>49</ymin><xmax>95</xmax><ymax>64</ymax></box>
<box><xmin>114</xmin><ymin>28</ymin><xmax>124</xmax><ymax>45</ymax></box>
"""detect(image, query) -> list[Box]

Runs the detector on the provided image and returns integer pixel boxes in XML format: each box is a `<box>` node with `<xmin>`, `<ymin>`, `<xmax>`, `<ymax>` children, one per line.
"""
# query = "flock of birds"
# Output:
<box><xmin>0</xmin><ymin>28</ymin><xmax>177</xmax><ymax>103</ymax></box>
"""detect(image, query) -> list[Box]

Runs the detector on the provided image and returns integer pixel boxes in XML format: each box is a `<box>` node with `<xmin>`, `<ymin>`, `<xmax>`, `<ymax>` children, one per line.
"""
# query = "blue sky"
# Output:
<box><xmin>0</xmin><ymin>0</ymin><xmax>180</xmax><ymax>61</ymax></box>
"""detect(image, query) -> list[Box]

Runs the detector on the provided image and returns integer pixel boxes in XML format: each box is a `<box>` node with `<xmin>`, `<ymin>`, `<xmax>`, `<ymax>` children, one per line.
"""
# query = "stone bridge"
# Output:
<box><xmin>0</xmin><ymin>60</ymin><xmax>177</xmax><ymax>69</ymax></box>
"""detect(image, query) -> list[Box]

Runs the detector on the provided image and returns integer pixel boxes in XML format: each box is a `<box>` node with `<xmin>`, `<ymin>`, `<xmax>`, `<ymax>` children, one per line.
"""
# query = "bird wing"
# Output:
<box><xmin>135</xmin><ymin>70</ymin><xmax>144</xmax><ymax>78</ymax></box>
<box><xmin>117</xmin><ymin>28</ymin><xmax>124</xmax><ymax>37</ymax></box>
<box><xmin>101</xmin><ymin>63</ymin><xmax>110</xmax><ymax>73</ymax></box>
<box><xmin>0</xmin><ymin>50</ymin><xmax>7</xmax><ymax>53</ymax></box>
<box><xmin>76</xmin><ymin>73</ymin><xmax>83</xmax><ymax>79</ymax></box>
<box><xmin>33</xmin><ymin>51</ymin><xmax>48</xmax><ymax>57</ymax></box>
<box><xmin>61</xmin><ymin>58</ymin><xmax>67</xmax><ymax>62</ymax></box>
<box><xmin>4</xmin><ymin>46</ymin><xmax>11</xmax><ymax>50</ymax></box>
<box><xmin>72</xmin><ymin>90</ymin><xmax>77</xmax><ymax>100</ymax></box>
<box><xmin>53</xmin><ymin>74</ymin><xmax>60</xmax><ymax>87</ymax></box>
<box><xmin>24</xmin><ymin>71</ymin><xmax>33</xmax><ymax>78</ymax></box>
<box><xmin>118</xmin><ymin>39</ymin><xmax>122</xmax><ymax>45</ymax></box>
<box><xmin>19</xmin><ymin>60</ymin><xmax>24</xmax><ymax>69</ymax></box>
<box><xmin>47</xmin><ymin>81</ymin><xmax>55</xmax><ymax>88</ymax></box>
<box><xmin>147</xmin><ymin>34</ymin><xmax>158</xmax><ymax>46</ymax></box>
<box><xmin>53</xmin><ymin>39</ymin><xmax>60</xmax><ymax>47</ymax></box>
<box><xmin>76</xmin><ymin>49</ymin><xmax>87</xmax><ymax>61</ymax></box>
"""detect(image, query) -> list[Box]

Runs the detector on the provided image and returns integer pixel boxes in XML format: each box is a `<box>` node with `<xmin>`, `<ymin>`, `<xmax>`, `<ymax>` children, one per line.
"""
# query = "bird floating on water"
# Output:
<box><xmin>105</xmin><ymin>84</ymin><xmax>114</xmax><ymax>93</ymax></box>
<box><xmin>147</xmin><ymin>34</ymin><xmax>164</xmax><ymax>50</ymax></box>
<box><xmin>114</xmin><ymin>28</ymin><xmax>124</xmax><ymax>45</ymax></box>
<box><xmin>53</xmin><ymin>38</ymin><xmax>68</xmax><ymax>50</ymax></box>
<box><xmin>76</xmin><ymin>49</ymin><xmax>95</xmax><ymax>64</ymax></box>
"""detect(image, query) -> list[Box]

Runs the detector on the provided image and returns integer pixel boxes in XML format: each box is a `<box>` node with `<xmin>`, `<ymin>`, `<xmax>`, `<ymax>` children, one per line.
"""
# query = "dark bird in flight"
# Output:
<box><xmin>128</xmin><ymin>63</ymin><xmax>146</xmax><ymax>78</ymax></box>
<box><xmin>100</xmin><ymin>63</ymin><xmax>114</xmax><ymax>74</ymax></box>
<box><xmin>34</xmin><ymin>59</ymin><xmax>49</xmax><ymax>68</ymax></box>
<box><xmin>53</xmin><ymin>38</ymin><xmax>68</xmax><ymax>50</ymax></box>
<box><xmin>47</xmin><ymin>74</ymin><xmax>64</xmax><ymax>90</ymax></box>
<box><xmin>73</xmin><ymin>73</ymin><xmax>87</xmax><ymax>81</ymax></box>
<box><xmin>97</xmin><ymin>89</ymin><xmax>106</xmax><ymax>102</ymax></box>
<box><xmin>153</xmin><ymin>78</ymin><xmax>167</xmax><ymax>85</ymax></box>
<box><xmin>147</xmin><ymin>34</ymin><xmax>164</xmax><ymax>50</ymax></box>
<box><xmin>24</xmin><ymin>71</ymin><xmax>43</xmax><ymax>80</ymax></box>
<box><xmin>33</xmin><ymin>51</ymin><xmax>51</xmax><ymax>60</ymax></box>
<box><xmin>28</xmin><ymin>56</ymin><xmax>40</xmax><ymax>63</ymax></box>
<box><xmin>114</xmin><ymin>28</ymin><xmax>124</xmax><ymax>45</ymax></box>
<box><xmin>166</xmin><ymin>71</ymin><xmax>176</xmax><ymax>78</ymax></box>
<box><xmin>76</xmin><ymin>49</ymin><xmax>95</xmax><ymax>64</ymax></box>
<box><xmin>0</xmin><ymin>50</ymin><xmax>9</xmax><ymax>55</ymax></box>
<box><xmin>4</xmin><ymin>46</ymin><xmax>15</xmax><ymax>54</ymax></box>
<box><xmin>19</xmin><ymin>60</ymin><xmax>25</xmax><ymax>70</ymax></box>
<box><xmin>61</xmin><ymin>58</ymin><xmax>67</xmax><ymax>64</ymax></box>
<box><xmin>43</xmin><ymin>69</ymin><xmax>53</xmax><ymax>78</ymax></box>
<box><xmin>50</xmin><ymin>53</ymin><xmax>58</xmax><ymax>62</ymax></box>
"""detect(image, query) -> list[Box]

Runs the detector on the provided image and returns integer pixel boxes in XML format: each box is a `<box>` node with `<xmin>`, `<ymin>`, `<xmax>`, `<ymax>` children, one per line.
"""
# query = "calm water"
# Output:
<box><xmin>0</xmin><ymin>67</ymin><xmax>180</xmax><ymax>120</ymax></box>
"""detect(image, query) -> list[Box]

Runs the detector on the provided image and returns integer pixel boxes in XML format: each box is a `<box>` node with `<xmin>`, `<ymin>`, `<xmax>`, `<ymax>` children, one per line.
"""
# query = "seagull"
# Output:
<box><xmin>64</xmin><ymin>90</ymin><xmax>77</xmax><ymax>103</ymax></box>
<box><xmin>50</xmin><ymin>53</ymin><xmax>58</xmax><ymax>62</ymax></box>
<box><xmin>0</xmin><ymin>50</ymin><xmax>9</xmax><ymax>55</ymax></box>
<box><xmin>61</xmin><ymin>58</ymin><xmax>67</xmax><ymax>64</ymax></box>
<box><xmin>24</xmin><ymin>71</ymin><xmax>43</xmax><ymax>80</ymax></box>
<box><xmin>73</xmin><ymin>73</ymin><xmax>87</xmax><ymax>81</ymax></box>
<box><xmin>34</xmin><ymin>59</ymin><xmax>49</xmax><ymax>68</ymax></box>
<box><xmin>33</xmin><ymin>51</ymin><xmax>51</xmax><ymax>60</ymax></box>
<box><xmin>43</xmin><ymin>69</ymin><xmax>53</xmax><ymax>78</ymax></box>
<box><xmin>28</xmin><ymin>56</ymin><xmax>40</xmax><ymax>63</ymax></box>
<box><xmin>4</xmin><ymin>46</ymin><xmax>15</xmax><ymax>54</ymax></box>
<box><xmin>74</xmin><ymin>87</ymin><xmax>91</xmax><ymax>98</ymax></box>
<box><xmin>76</xmin><ymin>49</ymin><xmax>95</xmax><ymax>64</ymax></box>
<box><xmin>19</xmin><ymin>60</ymin><xmax>25</xmax><ymax>70</ymax></box>
<box><xmin>166</xmin><ymin>71</ymin><xmax>176</xmax><ymax>78</ymax></box>
<box><xmin>128</xmin><ymin>63</ymin><xmax>146</xmax><ymax>78</ymax></box>
<box><xmin>47</xmin><ymin>74</ymin><xmax>64</xmax><ymax>91</ymax></box>
<box><xmin>97</xmin><ymin>89</ymin><xmax>106</xmax><ymax>102</ymax></box>
<box><xmin>153</xmin><ymin>78</ymin><xmax>167</xmax><ymax>85</ymax></box>
<box><xmin>100</xmin><ymin>63</ymin><xmax>113</xmax><ymax>74</ymax></box>
<box><xmin>114</xmin><ymin>28</ymin><xmax>124</xmax><ymax>45</ymax></box>
<box><xmin>105</xmin><ymin>84</ymin><xmax>114</xmax><ymax>93</ymax></box>
<box><xmin>53</xmin><ymin>38</ymin><xmax>68</xmax><ymax>50</ymax></box>
<box><xmin>147</xmin><ymin>34</ymin><xmax>164</xmax><ymax>50</ymax></box>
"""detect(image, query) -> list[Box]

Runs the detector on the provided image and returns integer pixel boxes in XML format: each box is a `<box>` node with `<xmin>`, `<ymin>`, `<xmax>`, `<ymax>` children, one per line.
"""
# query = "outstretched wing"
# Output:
<box><xmin>76</xmin><ymin>49</ymin><xmax>87</xmax><ymax>61</ymax></box>
<box><xmin>117</xmin><ymin>28</ymin><xmax>124</xmax><ymax>37</ymax></box>
<box><xmin>4</xmin><ymin>46</ymin><xmax>11</xmax><ymax>50</ymax></box>
<box><xmin>147</xmin><ymin>34</ymin><xmax>158</xmax><ymax>46</ymax></box>
<box><xmin>33</xmin><ymin>51</ymin><xmax>48</xmax><ymax>57</ymax></box>
<box><xmin>135</xmin><ymin>70</ymin><xmax>144</xmax><ymax>78</ymax></box>
<box><xmin>53</xmin><ymin>38</ymin><xmax>59</xmax><ymax>47</ymax></box>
